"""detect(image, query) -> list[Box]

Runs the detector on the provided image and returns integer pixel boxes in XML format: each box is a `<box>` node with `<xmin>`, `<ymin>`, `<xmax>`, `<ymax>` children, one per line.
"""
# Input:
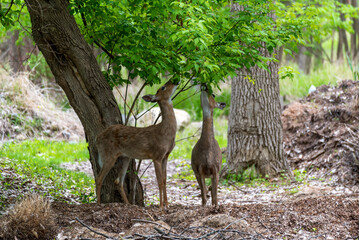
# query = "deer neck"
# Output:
<box><xmin>200</xmin><ymin>111</ymin><xmax>215</xmax><ymax>141</ymax></box>
<box><xmin>158</xmin><ymin>99</ymin><xmax>177</xmax><ymax>133</ymax></box>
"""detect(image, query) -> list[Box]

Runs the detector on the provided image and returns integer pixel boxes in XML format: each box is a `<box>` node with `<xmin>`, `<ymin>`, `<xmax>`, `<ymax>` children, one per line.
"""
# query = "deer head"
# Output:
<box><xmin>142</xmin><ymin>81</ymin><xmax>178</xmax><ymax>103</ymax></box>
<box><xmin>200</xmin><ymin>85</ymin><xmax>226</xmax><ymax>117</ymax></box>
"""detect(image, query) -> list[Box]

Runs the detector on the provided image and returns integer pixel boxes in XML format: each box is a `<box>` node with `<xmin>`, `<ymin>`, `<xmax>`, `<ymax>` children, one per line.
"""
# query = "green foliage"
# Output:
<box><xmin>0</xmin><ymin>140</ymin><xmax>94</xmax><ymax>203</ymax></box>
<box><xmin>0</xmin><ymin>1</ymin><xmax>24</xmax><ymax>29</ymax></box>
<box><xmin>279</xmin><ymin>62</ymin><xmax>352</xmax><ymax>100</ymax></box>
<box><xmin>1</xmin><ymin>0</ymin><xmax>303</xmax><ymax>124</ymax></box>
<box><xmin>224</xmin><ymin>165</ymin><xmax>260</xmax><ymax>183</ymax></box>
<box><xmin>279</xmin><ymin>66</ymin><xmax>299</xmax><ymax>81</ymax></box>
<box><xmin>277</xmin><ymin>0</ymin><xmax>359</xmax><ymax>62</ymax></box>
<box><xmin>66</xmin><ymin>0</ymin><xmax>300</xmax><ymax>89</ymax></box>
<box><xmin>172</xmin><ymin>86</ymin><xmax>230</xmax><ymax>121</ymax></box>
<box><xmin>293</xmin><ymin>169</ymin><xmax>307</xmax><ymax>183</ymax></box>
<box><xmin>173</xmin><ymin>87</ymin><xmax>202</xmax><ymax>121</ymax></box>
<box><xmin>346</xmin><ymin>54</ymin><xmax>359</xmax><ymax>81</ymax></box>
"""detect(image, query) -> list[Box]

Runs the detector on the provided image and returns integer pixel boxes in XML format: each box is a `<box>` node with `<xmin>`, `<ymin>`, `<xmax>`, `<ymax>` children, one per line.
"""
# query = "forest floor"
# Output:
<box><xmin>1</xmin><ymin>79</ymin><xmax>359</xmax><ymax>239</ymax></box>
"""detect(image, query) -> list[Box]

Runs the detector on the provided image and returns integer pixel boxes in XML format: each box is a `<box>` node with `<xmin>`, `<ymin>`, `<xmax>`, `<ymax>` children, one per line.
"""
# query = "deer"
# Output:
<box><xmin>95</xmin><ymin>80</ymin><xmax>178</xmax><ymax>208</ymax></box>
<box><xmin>191</xmin><ymin>85</ymin><xmax>226</xmax><ymax>206</ymax></box>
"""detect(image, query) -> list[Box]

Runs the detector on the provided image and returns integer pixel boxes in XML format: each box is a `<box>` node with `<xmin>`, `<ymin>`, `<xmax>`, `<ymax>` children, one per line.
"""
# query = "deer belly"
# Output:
<box><xmin>121</xmin><ymin>147</ymin><xmax>153</xmax><ymax>160</ymax></box>
<box><xmin>199</xmin><ymin>165</ymin><xmax>216</xmax><ymax>178</ymax></box>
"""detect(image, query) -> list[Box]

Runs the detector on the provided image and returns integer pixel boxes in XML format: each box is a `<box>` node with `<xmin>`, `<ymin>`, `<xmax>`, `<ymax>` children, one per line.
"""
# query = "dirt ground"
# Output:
<box><xmin>52</xmin><ymin>194</ymin><xmax>359</xmax><ymax>239</ymax></box>
<box><xmin>2</xmin><ymin>80</ymin><xmax>359</xmax><ymax>239</ymax></box>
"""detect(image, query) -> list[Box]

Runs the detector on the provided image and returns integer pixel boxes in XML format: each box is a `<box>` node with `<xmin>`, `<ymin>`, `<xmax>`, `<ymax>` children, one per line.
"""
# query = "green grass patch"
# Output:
<box><xmin>280</xmin><ymin>62</ymin><xmax>352</xmax><ymax>102</ymax></box>
<box><xmin>0</xmin><ymin>140</ymin><xmax>94</xmax><ymax>204</ymax></box>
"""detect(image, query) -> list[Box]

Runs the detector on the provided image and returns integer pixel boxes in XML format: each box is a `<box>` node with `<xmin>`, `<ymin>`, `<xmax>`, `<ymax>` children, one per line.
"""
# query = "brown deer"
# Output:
<box><xmin>95</xmin><ymin>80</ymin><xmax>178</xmax><ymax>207</ymax></box>
<box><xmin>191</xmin><ymin>86</ymin><xmax>226</xmax><ymax>206</ymax></box>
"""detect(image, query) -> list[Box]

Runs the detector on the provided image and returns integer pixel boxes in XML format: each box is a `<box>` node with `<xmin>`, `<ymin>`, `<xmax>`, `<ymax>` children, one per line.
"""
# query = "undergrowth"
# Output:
<box><xmin>279</xmin><ymin>62</ymin><xmax>352</xmax><ymax>102</ymax></box>
<box><xmin>0</xmin><ymin>194</ymin><xmax>56</xmax><ymax>240</ymax></box>
<box><xmin>0</xmin><ymin>140</ymin><xmax>94</xmax><ymax>207</ymax></box>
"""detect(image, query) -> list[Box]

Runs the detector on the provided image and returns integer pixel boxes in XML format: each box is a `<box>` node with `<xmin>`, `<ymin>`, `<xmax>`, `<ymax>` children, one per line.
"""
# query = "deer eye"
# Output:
<box><xmin>161</xmin><ymin>86</ymin><xmax>166</xmax><ymax>91</ymax></box>
<box><xmin>212</xmin><ymin>94</ymin><xmax>215</xmax><ymax>98</ymax></box>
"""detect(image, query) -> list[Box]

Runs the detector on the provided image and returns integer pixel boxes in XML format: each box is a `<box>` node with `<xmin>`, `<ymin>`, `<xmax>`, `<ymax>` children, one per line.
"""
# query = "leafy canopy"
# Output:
<box><xmin>277</xmin><ymin>0</ymin><xmax>359</xmax><ymax>61</ymax></box>
<box><xmin>1</xmin><ymin>0</ymin><xmax>302</xmax><ymax>89</ymax></box>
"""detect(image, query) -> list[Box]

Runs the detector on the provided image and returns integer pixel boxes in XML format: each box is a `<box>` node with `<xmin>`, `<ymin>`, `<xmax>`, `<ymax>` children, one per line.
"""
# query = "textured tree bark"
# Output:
<box><xmin>24</xmin><ymin>0</ymin><xmax>143</xmax><ymax>205</ymax></box>
<box><xmin>223</xmin><ymin>3</ymin><xmax>291</xmax><ymax>178</ymax></box>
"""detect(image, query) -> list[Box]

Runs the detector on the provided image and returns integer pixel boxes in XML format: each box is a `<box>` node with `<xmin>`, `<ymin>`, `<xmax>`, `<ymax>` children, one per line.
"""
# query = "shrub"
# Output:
<box><xmin>0</xmin><ymin>194</ymin><xmax>57</xmax><ymax>240</ymax></box>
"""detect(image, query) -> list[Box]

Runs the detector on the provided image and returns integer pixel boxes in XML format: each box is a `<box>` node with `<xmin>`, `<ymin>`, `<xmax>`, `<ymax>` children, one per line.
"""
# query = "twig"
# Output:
<box><xmin>308</xmin><ymin>234</ymin><xmax>326</xmax><ymax>239</ymax></box>
<box><xmin>125</xmin><ymin>82</ymin><xmax>147</xmax><ymax>125</ymax></box>
<box><xmin>176</xmin><ymin>127</ymin><xmax>201</xmax><ymax>143</ymax></box>
<box><xmin>145</xmin><ymin>209</ymin><xmax>156</xmax><ymax>221</ymax></box>
<box><xmin>75</xmin><ymin>217</ymin><xmax>119</xmax><ymax>240</ymax></box>
<box><xmin>3</xmin><ymin>0</ymin><xmax>14</xmax><ymax>17</ymax></box>
<box><xmin>153</xmin><ymin>78</ymin><xmax>196</xmax><ymax>125</ymax></box>
<box><xmin>132</xmin><ymin>219</ymin><xmax>170</xmax><ymax>231</ymax></box>
<box><xmin>139</xmin><ymin>161</ymin><xmax>153</xmax><ymax>180</ymax></box>
<box><xmin>173</xmin><ymin>89</ymin><xmax>200</xmax><ymax>108</ymax></box>
<box><xmin>114</xmin><ymin>86</ymin><xmax>135</xmax><ymax>124</ymax></box>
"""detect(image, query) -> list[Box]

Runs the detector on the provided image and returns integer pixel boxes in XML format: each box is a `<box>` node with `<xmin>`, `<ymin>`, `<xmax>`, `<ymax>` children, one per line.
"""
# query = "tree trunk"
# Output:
<box><xmin>24</xmin><ymin>0</ymin><xmax>143</xmax><ymax>205</ymax></box>
<box><xmin>351</xmin><ymin>0</ymin><xmax>359</xmax><ymax>59</ymax></box>
<box><xmin>297</xmin><ymin>45</ymin><xmax>312</xmax><ymax>74</ymax></box>
<box><xmin>3</xmin><ymin>30</ymin><xmax>35</xmax><ymax>73</ymax></box>
<box><xmin>223</xmin><ymin>3</ymin><xmax>291</xmax><ymax>178</ymax></box>
<box><xmin>337</xmin><ymin>0</ymin><xmax>349</xmax><ymax>61</ymax></box>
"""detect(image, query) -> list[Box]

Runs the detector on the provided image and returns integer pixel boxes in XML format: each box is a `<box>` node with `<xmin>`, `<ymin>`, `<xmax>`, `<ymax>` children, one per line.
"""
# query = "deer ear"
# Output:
<box><xmin>216</xmin><ymin>102</ymin><xmax>226</xmax><ymax>110</ymax></box>
<box><xmin>142</xmin><ymin>95</ymin><xmax>157</xmax><ymax>102</ymax></box>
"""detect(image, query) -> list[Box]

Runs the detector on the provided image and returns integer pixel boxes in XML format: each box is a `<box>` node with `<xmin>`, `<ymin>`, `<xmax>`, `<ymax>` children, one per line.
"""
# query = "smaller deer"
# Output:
<box><xmin>95</xmin><ymin>80</ymin><xmax>178</xmax><ymax>207</ymax></box>
<box><xmin>191</xmin><ymin>86</ymin><xmax>226</xmax><ymax>206</ymax></box>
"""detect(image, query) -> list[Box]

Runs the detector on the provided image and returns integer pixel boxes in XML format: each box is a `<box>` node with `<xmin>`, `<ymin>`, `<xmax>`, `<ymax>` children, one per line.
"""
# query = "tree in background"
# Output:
<box><xmin>222</xmin><ymin>1</ymin><xmax>292</xmax><ymax>179</ymax></box>
<box><xmin>277</xmin><ymin>0</ymin><xmax>359</xmax><ymax>73</ymax></box>
<box><xmin>1</xmin><ymin>0</ymin><xmax>300</xmax><ymax>204</ymax></box>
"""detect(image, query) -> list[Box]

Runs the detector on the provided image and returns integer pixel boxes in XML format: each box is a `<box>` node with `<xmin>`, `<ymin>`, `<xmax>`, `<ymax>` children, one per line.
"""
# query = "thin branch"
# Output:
<box><xmin>153</xmin><ymin>77</ymin><xmax>196</xmax><ymax>125</ymax></box>
<box><xmin>176</xmin><ymin>127</ymin><xmax>201</xmax><ymax>143</ymax></box>
<box><xmin>124</xmin><ymin>73</ymin><xmax>130</xmax><ymax>120</ymax></box>
<box><xmin>75</xmin><ymin>217</ymin><xmax>119</xmax><ymax>240</ymax></box>
<box><xmin>173</xmin><ymin>89</ymin><xmax>200</xmax><ymax>108</ymax></box>
<box><xmin>77</xmin><ymin>4</ymin><xmax>115</xmax><ymax>60</ymax></box>
<box><xmin>125</xmin><ymin>82</ymin><xmax>147</xmax><ymax>125</ymax></box>
<box><xmin>139</xmin><ymin>161</ymin><xmax>153</xmax><ymax>179</ymax></box>
<box><xmin>16</xmin><ymin>3</ymin><xmax>32</xmax><ymax>35</ymax></box>
<box><xmin>4</xmin><ymin>0</ymin><xmax>14</xmax><ymax>17</ymax></box>
<box><xmin>132</xmin><ymin>219</ymin><xmax>170</xmax><ymax>231</ymax></box>
<box><xmin>114</xmin><ymin>86</ymin><xmax>135</xmax><ymax>124</ymax></box>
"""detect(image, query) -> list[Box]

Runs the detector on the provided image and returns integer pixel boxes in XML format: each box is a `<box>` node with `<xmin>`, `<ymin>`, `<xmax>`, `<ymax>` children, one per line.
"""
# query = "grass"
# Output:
<box><xmin>0</xmin><ymin>140</ymin><xmax>94</xmax><ymax>204</ymax></box>
<box><xmin>279</xmin><ymin>61</ymin><xmax>352</xmax><ymax>102</ymax></box>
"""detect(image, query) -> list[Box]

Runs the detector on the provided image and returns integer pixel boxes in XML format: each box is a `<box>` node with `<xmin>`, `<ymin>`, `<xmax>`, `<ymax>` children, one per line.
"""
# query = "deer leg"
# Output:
<box><xmin>96</xmin><ymin>155</ymin><xmax>117</xmax><ymax>204</ymax></box>
<box><xmin>211</xmin><ymin>170</ymin><xmax>219</xmax><ymax>206</ymax></box>
<box><xmin>114</xmin><ymin>157</ymin><xmax>131</xmax><ymax>204</ymax></box>
<box><xmin>153</xmin><ymin>160</ymin><xmax>164</xmax><ymax>208</ymax></box>
<box><xmin>161</xmin><ymin>156</ymin><xmax>169</xmax><ymax>207</ymax></box>
<box><xmin>198</xmin><ymin>168</ymin><xmax>207</xmax><ymax>206</ymax></box>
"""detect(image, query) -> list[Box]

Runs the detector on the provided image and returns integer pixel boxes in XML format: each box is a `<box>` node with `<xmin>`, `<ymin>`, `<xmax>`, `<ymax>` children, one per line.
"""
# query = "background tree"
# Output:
<box><xmin>277</xmin><ymin>0</ymin><xmax>359</xmax><ymax>73</ymax></box>
<box><xmin>1</xmin><ymin>0</ymin><xmax>300</xmax><ymax>204</ymax></box>
<box><xmin>222</xmin><ymin>1</ymin><xmax>291</xmax><ymax>179</ymax></box>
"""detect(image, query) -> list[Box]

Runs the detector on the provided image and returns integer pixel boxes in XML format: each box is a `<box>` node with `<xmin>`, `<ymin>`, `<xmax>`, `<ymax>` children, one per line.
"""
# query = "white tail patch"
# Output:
<box><xmin>97</xmin><ymin>153</ymin><xmax>103</xmax><ymax>168</ymax></box>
